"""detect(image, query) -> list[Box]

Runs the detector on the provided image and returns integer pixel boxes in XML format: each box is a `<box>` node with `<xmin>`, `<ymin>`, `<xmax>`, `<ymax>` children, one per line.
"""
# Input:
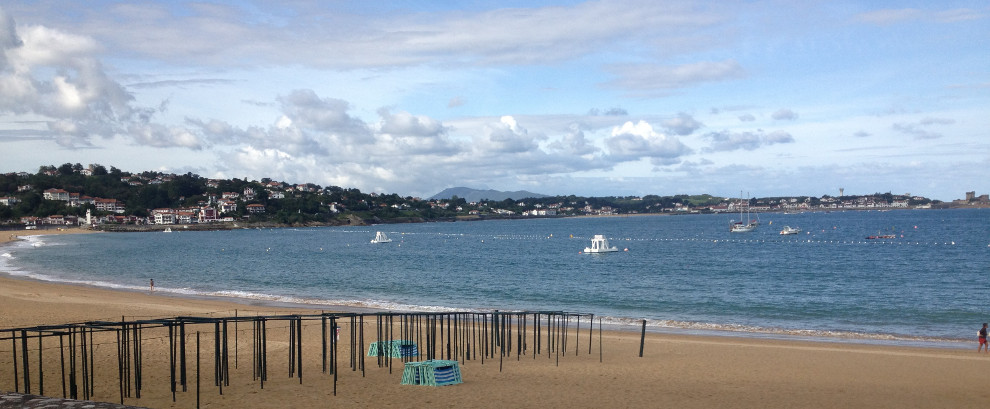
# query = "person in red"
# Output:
<box><xmin>979</xmin><ymin>323</ymin><xmax>988</xmax><ymax>353</ymax></box>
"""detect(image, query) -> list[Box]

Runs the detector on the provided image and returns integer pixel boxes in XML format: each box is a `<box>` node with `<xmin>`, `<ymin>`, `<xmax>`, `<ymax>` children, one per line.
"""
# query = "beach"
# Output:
<box><xmin>1</xmin><ymin>226</ymin><xmax>97</xmax><ymax>244</ymax></box>
<box><xmin>2</xmin><ymin>230</ymin><xmax>989</xmax><ymax>408</ymax></box>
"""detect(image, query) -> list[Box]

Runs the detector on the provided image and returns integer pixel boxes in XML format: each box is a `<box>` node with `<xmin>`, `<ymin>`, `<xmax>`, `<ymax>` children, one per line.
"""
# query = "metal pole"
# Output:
<box><xmin>639</xmin><ymin>320</ymin><xmax>646</xmax><ymax>357</ymax></box>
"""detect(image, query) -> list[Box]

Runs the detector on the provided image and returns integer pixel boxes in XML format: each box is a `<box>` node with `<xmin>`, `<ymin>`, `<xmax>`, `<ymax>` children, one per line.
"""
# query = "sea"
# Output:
<box><xmin>2</xmin><ymin>208</ymin><xmax>988</xmax><ymax>348</ymax></box>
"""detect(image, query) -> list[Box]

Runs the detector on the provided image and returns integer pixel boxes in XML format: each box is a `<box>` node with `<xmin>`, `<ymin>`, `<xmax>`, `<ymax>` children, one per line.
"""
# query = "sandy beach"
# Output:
<box><xmin>1</xmin><ymin>226</ymin><xmax>97</xmax><ymax>244</ymax></box>
<box><xmin>2</xmin><ymin>229</ymin><xmax>989</xmax><ymax>408</ymax></box>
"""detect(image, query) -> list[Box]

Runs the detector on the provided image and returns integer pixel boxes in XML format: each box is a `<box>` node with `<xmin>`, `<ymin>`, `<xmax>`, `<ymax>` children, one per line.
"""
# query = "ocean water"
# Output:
<box><xmin>2</xmin><ymin>208</ymin><xmax>988</xmax><ymax>347</ymax></box>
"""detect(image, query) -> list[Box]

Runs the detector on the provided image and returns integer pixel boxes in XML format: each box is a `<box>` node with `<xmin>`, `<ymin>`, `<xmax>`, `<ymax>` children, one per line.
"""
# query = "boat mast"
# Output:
<box><xmin>745</xmin><ymin>191</ymin><xmax>750</xmax><ymax>223</ymax></box>
<box><xmin>740</xmin><ymin>190</ymin><xmax>746</xmax><ymax>223</ymax></box>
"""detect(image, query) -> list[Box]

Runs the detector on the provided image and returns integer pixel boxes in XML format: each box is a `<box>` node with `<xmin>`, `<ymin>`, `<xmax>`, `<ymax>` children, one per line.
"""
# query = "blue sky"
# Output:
<box><xmin>0</xmin><ymin>1</ymin><xmax>986</xmax><ymax>201</ymax></box>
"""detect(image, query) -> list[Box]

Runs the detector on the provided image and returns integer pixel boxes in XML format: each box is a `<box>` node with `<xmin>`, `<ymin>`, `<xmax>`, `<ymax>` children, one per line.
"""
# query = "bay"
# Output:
<box><xmin>3</xmin><ymin>208</ymin><xmax>987</xmax><ymax>347</ymax></box>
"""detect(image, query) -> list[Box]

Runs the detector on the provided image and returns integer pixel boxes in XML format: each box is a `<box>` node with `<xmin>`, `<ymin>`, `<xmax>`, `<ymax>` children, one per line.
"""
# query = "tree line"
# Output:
<box><xmin>1</xmin><ymin>163</ymin><xmax>935</xmax><ymax>226</ymax></box>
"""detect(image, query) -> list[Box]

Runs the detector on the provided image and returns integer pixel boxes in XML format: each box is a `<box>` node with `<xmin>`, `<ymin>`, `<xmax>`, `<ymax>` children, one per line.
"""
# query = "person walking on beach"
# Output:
<box><xmin>979</xmin><ymin>323</ymin><xmax>988</xmax><ymax>353</ymax></box>
<box><xmin>150</xmin><ymin>278</ymin><xmax>155</xmax><ymax>293</ymax></box>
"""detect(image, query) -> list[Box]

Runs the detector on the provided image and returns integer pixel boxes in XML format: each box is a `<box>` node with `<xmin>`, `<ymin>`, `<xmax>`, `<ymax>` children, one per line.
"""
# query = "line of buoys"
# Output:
<box><xmin>334</xmin><ymin>230</ymin><xmax>963</xmax><ymax>248</ymax></box>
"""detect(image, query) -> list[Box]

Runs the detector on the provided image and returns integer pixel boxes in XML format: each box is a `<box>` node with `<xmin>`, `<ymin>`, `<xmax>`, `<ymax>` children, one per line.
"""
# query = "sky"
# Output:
<box><xmin>0</xmin><ymin>1</ymin><xmax>987</xmax><ymax>201</ymax></box>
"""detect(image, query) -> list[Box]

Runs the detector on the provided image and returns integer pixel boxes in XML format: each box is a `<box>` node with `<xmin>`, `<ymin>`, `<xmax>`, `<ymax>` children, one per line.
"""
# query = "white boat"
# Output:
<box><xmin>370</xmin><ymin>231</ymin><xmax>392</xmax><ymax>243</ymax></box>
<box><xmin>729</xmin><ymin>192</ymin><xmax>758</xmax><ymax>233</ymax></box>
<box><xmin>164</xmin><ymin>227</ymin><xmax>172</xmax><ymax>233</ymax></box>
<box><xmin>779</xmin><ymin>226</ymin><xmax>801</xmax><ymax>235</ymax></box>
<box><xmin>583</xmin><ymin>235</ymin><xmax>618</xmax><ymax>253</ymax></box>
<box><xmin>729</xmin><ymin>220</ymin><xmax>756</xmax><ymax>233</ymax></box>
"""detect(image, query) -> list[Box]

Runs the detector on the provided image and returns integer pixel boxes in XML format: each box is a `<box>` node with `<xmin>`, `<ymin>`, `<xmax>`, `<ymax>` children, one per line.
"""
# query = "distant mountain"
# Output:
<box><xmin>429</xmin><ymin>187</ymin><xmax>549</xmax><ymax>202</ymax></box>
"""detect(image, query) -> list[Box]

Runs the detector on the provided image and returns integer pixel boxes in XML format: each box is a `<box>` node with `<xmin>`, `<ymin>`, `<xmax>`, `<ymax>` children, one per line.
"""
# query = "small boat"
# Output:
<box><xmin>730</xmin><ymin>220</ymin><xmax>757</xmax><ymax>233</ymax></box>
<box><xmin>164</xmin><ymin>227</ymin><xmax>172</xmax><ymax>233</ymax></box>
<box><xmin>779</xmin><ymin>226</ymin><xmax>801</xmax><ymax>235</ymax></box>
<box><xmin>583</xmin><ymin>235</ymin><xmax>618</xmax><ymax>253</ymax></box>
<box><xmin>866</xmin><ymin>234</ymin><xmax>896</xmax><ymax>240</ymax></box>
<box><xmin>729</xmin><ymin>192</ymin><xmax>758</xmax><ymax>233</ymax></box>
<box><xmin>370</xmin><ymin>231</ymin><xmax>392</xmax><ymax>243</ymax></box>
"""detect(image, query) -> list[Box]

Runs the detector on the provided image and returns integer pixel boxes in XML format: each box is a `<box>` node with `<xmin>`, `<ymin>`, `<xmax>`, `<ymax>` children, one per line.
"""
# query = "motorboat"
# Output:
<box><xmin>583</xmin><ymin>235</ymin><xmax>618</xmax><ymax>253</ymax></box>
<box><xmin>779</xmin><ymin>226</ymin><xmax>801</xmax><ymax>235</ymax></box>
<box><xmin>371</xmin><ymin>231</ymin><xmax>392</xmax><ymax>243</ymax></box>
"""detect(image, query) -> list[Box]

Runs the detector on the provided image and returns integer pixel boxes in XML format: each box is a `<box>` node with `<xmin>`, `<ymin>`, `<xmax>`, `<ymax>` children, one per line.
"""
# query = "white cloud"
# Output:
<box><xmin>377</xmin><ymin>108</ymin><xmax>447</xmax><ymax>137</ymax></box>
<box><xmin>763</xmin><ymin>130</ymin><xmax>794</xmax><ymax>144</ymax></box>
<box><xmin>0</xmin><ymin>8</ymin><xmax>192</xmax><ymax>150</ymax></box>
<box><xmin>24</xmin><ymin>1</ymin><xmax>729</xmax><ymax>70</ymax></box>
<box><xmin>376</xmin><ymin>109</ymin><xmax>460</xmax><ymax>156</ymax></box>
<box><xmin>771</xmin><ymin>108</ymin><xmax>798</xmax><ymax>121</ymax></box>
<box><xmin>702</xmin><ymin>129</ymin><xmax>795</xmax><ymax>152</ymax></box>
<box><xmin>588</xmin><ymin>107</ymin><xmax>628</xmax><ymax>116</ymax></box>
<box><xmin>919</xmin><ymin>117</ymin><xmax>955</xmax><ymax>126</ymax></box>
<box><xmin>854</xmin><ymin>8</ymin><xmax>924</xmax><ymax>25</ymax></box>
<box><xmin>278</xmin><ymin>89</ymin><xmax>371</xmax><ymax>143</ymax></box>
<box><xmin>546</xmin><ymin>124</ymin><xmax>600</xmax><ymax>156</ymax></box>
<box><xmin>0</xmin><ymin>8</ymin><xmax>23</xmax><ymax>68</ymax></box>
<box><xmin>738</xmin><ymin>113</ymin><xmax>755</xmax><ymax>122</ymax></box>
<box><xmin>661</xmin><ymin>112</ymin><xmax>703</xmax><ymax>135</ymax></box>
<box><xmin>477</xmin><ymin>115</ymin><xmax>543</xmax><ymax>154</ymax></box>
<box><xmin>604</xmin><ymin>59</ymin><xmax>745</xmax><ymax>93</ymax></box>
<box><xmin>934</xmin><ymin>8</ymin><xmax>986</xmax><ymax>22</ymax></box>
<box><xmin>127</xmin><ymin>122</ymin><xmax>203</xmax><ymax>149</ymax></box>
<box><xmin>854</xmin><ymin>7</ymin><xmax>986</xmax><ymax>25</ymax></box>
<box><xmin>606</xmin><ymin>120</ymin><xmax>692</xmax><ymax>165</ymax></box>
<box><xmin>892</xmin><ymin>117</ymin><xmax>956</xmax><ymax>140</ymax></box>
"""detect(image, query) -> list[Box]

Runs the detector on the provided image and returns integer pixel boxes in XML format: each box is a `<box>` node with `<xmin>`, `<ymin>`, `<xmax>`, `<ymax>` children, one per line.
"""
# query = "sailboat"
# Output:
<box><xmin>729</xmin><ymin>192</ymin><xmax>758</xmax><ymax>233</ymax></box>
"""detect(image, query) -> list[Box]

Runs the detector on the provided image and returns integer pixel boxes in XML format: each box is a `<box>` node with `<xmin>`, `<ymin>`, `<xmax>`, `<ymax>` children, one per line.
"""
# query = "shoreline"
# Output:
<box><xmin>0</xmin><ymin>268</ymin><xmax>969</xmax><ymax>350</ymax></box>
<box><xmin>2</xmin><ymin>205</ymin><xmax>986</xmax><ymax>236</ymax></box>
<box><xmin>2</xmin><ymin>275</ymin><xmax>989</xmax><ymax>408</ymax></box>
<box><xmin>0</xmin><ymin>226</ymin><xmax>97</xmax><ymax>245</ymax></box>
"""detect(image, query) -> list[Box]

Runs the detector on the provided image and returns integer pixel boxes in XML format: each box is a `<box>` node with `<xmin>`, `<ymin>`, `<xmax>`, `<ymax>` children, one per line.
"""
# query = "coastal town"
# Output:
<box><xmin>0</xmin><ymin>164</ymin><xmax>986</xmax><ymax>230</ymax></box>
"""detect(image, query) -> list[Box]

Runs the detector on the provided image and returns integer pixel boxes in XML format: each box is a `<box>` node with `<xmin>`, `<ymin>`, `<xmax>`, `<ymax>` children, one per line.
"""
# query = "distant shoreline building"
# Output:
<box><xmin>954</xmin><ymin>191</ymin><xmax>989</xmax><ymax>206</ymax></box>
